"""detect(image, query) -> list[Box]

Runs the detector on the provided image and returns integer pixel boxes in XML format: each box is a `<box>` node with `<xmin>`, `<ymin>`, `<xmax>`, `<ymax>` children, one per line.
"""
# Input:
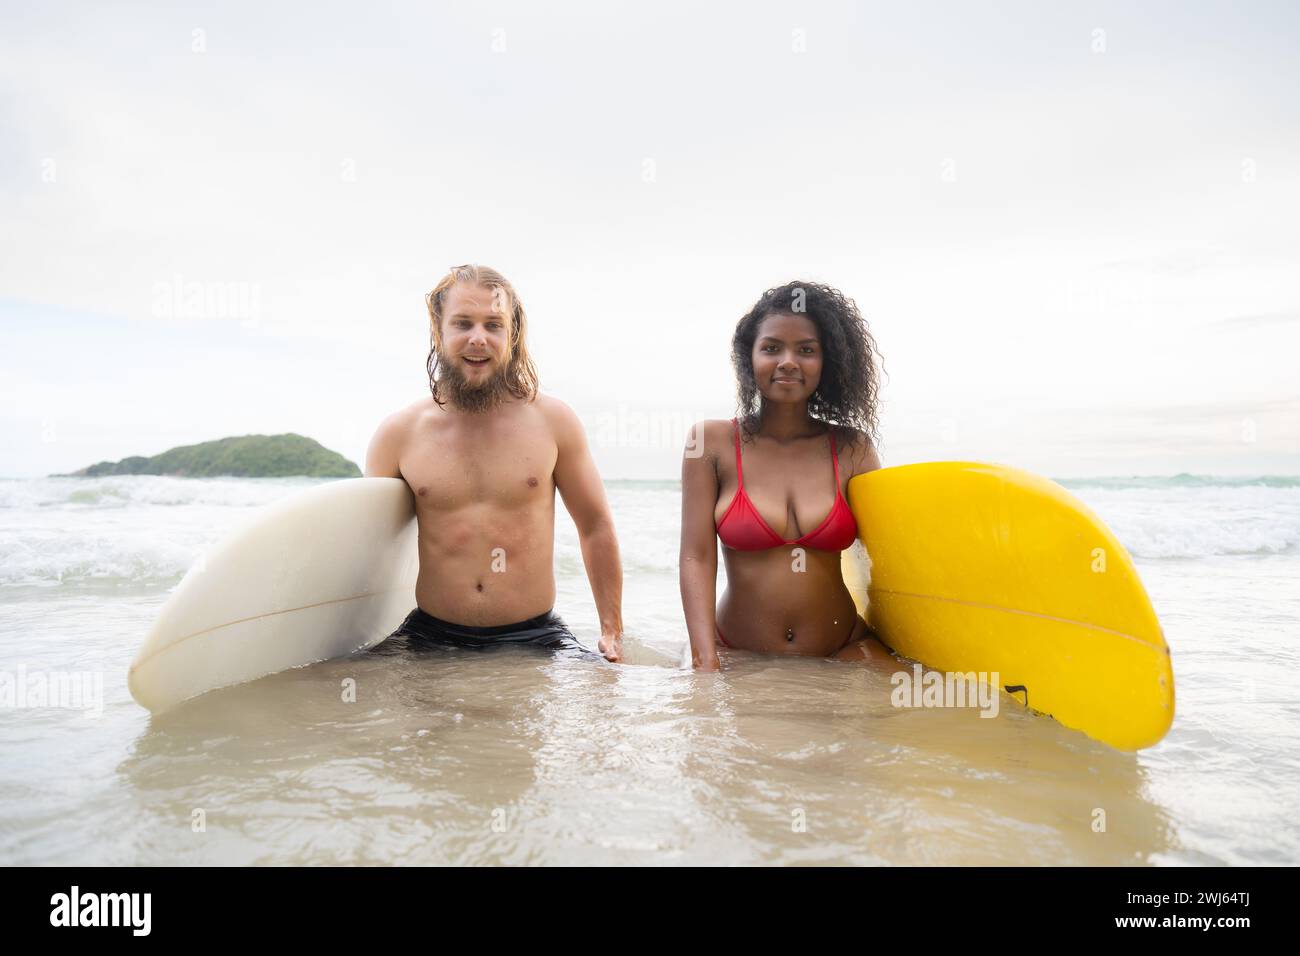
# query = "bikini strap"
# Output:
<box><xmin>829</xmin><ymin>427</ymin><xmax>842</xmax><ymax>492</ymax></box>
<box><xmin>731</xmin><ymin>418</ymin><xmax>745</xmax><ymax>486</ymax></box>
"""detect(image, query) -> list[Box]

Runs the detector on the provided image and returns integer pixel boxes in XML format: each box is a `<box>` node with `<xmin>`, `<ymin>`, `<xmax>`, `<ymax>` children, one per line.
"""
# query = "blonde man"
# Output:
<box><xmin>366</xmin><ymin>264</ymin><xmax>623</xmax><ymax>661</ymax></box>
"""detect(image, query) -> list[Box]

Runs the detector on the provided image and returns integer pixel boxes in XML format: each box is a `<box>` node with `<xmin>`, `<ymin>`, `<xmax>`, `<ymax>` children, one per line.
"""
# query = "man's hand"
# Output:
<box><xmin>598</xmin><ymin>631</ymin><xmax>623</xmax><ymax>663</ymax></box>
<box><xmin>549</xmin><ymin>396</ymin><xmax>625</xmax><ymax>666</ymax></box>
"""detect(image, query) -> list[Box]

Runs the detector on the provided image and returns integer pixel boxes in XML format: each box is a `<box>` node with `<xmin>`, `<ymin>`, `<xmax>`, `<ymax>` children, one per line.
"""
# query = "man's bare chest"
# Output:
<box><xmin>400</xmin><ymin>426</ymin><xmax>557</xmax><ymax>512</ymax></box>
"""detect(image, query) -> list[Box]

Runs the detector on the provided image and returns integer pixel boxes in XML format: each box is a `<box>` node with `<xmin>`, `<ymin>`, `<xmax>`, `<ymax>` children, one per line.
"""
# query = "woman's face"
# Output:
<box><xmin>751</xmin><ymin>311</ymin><xmax>823</xmax><ymax>405</ymax></box>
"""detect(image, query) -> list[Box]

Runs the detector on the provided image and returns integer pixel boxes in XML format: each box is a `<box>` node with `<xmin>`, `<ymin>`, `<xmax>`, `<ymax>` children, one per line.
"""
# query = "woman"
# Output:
<box><xmin>679</xmin><ymin>281</ymin><xmax>894</xmax><ymax>671</ymax></box>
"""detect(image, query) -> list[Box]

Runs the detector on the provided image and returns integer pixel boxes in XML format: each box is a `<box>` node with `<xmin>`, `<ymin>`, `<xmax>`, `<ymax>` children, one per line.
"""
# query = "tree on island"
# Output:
<box><xmin>57</xmin><ymin>434</ymin><xmax>361</xmax><ymax>478</ymax></box>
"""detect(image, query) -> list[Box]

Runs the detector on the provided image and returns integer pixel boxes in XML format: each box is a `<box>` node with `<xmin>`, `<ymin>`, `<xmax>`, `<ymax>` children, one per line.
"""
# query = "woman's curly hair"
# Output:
<box><xmin>732</xmin><ymin>281</ymin><xmax>883</xmax><ymax>448</ymax></box>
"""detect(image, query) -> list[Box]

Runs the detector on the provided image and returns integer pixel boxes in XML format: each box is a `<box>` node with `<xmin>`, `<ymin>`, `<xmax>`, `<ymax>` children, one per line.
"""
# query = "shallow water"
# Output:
<box><xmin>1</xmin><ymin>476</ymin><xmax>1297</xmax><ymax>865</ymax></box>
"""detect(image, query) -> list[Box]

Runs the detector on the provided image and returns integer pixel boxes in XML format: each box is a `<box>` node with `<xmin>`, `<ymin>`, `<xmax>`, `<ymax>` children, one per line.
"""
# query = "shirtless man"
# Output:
<box><xmin>364</xmin><ymin>264</ymin><xmax>623</xmax><ymax>661</ymax></box>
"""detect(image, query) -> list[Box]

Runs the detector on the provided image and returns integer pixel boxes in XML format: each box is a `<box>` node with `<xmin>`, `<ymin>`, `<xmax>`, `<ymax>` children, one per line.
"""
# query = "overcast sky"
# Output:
<box><xmin>2</xmin><ymin>1</ymin><xmax>1298</xmax><ymax>479</ymax></box>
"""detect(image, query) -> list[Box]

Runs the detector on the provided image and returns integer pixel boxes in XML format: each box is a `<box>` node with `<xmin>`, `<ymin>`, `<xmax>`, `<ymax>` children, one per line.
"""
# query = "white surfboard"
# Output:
<box><xmin>129</xmin><ymin>477</ymin><xmax>419</xmax><ymax>713</ymax></box>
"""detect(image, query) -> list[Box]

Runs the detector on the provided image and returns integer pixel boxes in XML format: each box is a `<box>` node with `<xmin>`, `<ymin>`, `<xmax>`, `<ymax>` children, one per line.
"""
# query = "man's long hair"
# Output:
<box><xmin>425</xmin><ymin>264</ymin><xmax>540</xmax><ymax>406</ymax></box>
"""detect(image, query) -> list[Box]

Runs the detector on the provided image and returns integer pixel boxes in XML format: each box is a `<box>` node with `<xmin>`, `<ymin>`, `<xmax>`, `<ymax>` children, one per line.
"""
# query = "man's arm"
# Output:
<box><xmin>547</xmin><ymin>397</ymin><xmax>623</xmax><ymax>662</ymax></box>
<box><xmin>364</xmin><ymin>409</ymin><xmax>407</xmax><ymax>479</ymax></box>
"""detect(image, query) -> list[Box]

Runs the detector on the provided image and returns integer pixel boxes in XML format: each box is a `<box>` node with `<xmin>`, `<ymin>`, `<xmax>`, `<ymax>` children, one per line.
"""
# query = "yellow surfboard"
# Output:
<box><xmin>840</xmin><ymin>462</ymin><xmax>1174</xmax><ymax>751</ymax></box>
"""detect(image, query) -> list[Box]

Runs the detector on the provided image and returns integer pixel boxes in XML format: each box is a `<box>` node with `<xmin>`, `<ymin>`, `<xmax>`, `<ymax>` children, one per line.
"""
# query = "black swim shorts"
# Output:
<box><xmin>389</xmin><ymin>606</ymin><xmax>598</xmax><ymax>657</ymax></box>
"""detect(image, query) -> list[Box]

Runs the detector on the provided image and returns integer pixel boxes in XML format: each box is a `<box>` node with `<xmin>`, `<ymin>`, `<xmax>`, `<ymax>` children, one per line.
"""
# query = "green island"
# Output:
<box><xmin>58</xmin><ymin>434</ymin><xmax>361</xmax><ymax>478</ymax></box>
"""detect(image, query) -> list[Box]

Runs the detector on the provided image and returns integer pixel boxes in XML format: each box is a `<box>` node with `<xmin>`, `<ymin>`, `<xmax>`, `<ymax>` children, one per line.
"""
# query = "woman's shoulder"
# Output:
<box><xmin>685</xmin><ymin>419</ymin><xmax>738</xmax><ymax>442</ymax></box>
<box><xmin>684</xmin><ymin>419</ymin><xmax>735</xmax><ymax>462</ymax></box>
<box><xmin>831</xmin><ymin>424</ymin><xmax>883</xmax><ymax>476</ymax></box>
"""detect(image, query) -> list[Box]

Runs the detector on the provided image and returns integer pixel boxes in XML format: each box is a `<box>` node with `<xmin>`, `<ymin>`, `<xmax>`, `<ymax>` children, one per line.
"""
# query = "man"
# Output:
<box><xmin>365</xmin><ymin>264</ymin><xmax>623</xmax><ymax>661</ymax></box>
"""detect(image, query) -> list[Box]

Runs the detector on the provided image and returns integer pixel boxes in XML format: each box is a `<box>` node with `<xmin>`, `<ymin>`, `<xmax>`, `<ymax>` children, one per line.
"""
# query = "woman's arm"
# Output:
<box><xmin>841</xmin><ymin>426</ymin><xmax>883</xmax><ymax>480</ymax></box>
<box><xmin>679</xmin><ymin>421</ymin><xmax>721</xmax><ymax>670</ymax></box>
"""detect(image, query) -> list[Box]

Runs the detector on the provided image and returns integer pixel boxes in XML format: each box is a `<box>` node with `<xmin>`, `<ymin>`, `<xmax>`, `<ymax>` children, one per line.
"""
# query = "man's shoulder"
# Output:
<box><xmin>532</xmin><ymin>391</ymin><xmax>573</xmax><ymax>414</ymax></box>
<box><xmin>530</xmin><ymin>394</ymin><xmax>595</xmax><ymax>457</ymax></box>
<box><xmin>532</xmin><ymin>392</ymin><xmax>581</xmax><ymax>430</ymax></box>
<box><xmin>376</xmin><ymin>397</ymin><xmax>448</xmax><ymax>445</ymax></box>
<box><xmin>367</xmin><ymin>398</ymin><xmax>435</xmax><ymax>478</ymax></box>
<box><xmin>382</xmin><ymin>396</ymin><xmax>432</xmax><ymax>430</ymax></box>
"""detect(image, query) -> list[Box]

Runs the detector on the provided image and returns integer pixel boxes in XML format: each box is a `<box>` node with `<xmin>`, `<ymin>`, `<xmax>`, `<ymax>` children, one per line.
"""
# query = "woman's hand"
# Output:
<box><xmin>693</xmin><ymin>649</ymin><xmax>721</xmax><ymax>672</ymax></box>
<box><xmin>680</xmin><ymin>421</ymin><xmax>724</xmax><ymax>675</ymax></box>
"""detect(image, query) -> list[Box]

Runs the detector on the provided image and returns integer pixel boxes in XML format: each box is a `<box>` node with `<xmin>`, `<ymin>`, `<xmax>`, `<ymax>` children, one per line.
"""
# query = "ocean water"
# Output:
<box><xmin>0</xmin><ymin>473</ymin><xmax>1297</xmax><ymax>865</ymax></box>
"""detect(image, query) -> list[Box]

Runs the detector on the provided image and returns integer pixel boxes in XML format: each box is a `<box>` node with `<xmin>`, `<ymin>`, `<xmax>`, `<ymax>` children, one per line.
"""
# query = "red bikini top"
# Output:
<box><xmin>716</xmin><ymin>418</ymin><xmax>858</xmax><ymax>553</ymax></box>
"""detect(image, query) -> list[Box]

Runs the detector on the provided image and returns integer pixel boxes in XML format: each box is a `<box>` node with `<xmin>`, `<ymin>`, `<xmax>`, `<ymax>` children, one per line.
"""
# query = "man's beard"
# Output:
<box><xmin>438</xmin><ymin>357</ymin><xmax>511</xmax><ymax>413</ymax></box>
